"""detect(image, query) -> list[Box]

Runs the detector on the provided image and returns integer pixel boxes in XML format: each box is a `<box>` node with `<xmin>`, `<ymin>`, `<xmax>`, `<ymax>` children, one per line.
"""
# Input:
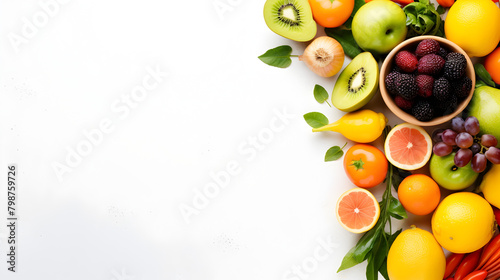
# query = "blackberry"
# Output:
<box><xmin>412</xmin><ymin>99</ymin><xmax>434</xmax><ymax>121</ymax></box>
<box><xmin>395</xmin><ymin>73</ymin><xmax>417</xmax><ymax>100</ymax></box>
<box><xmin>443</xmin><ymin>57</ymin><xmax>466</xmax><ymax>80</ymax></box>
<box><xmin>437</xmin><ymin>47</ymin><xmax>448</xmax><ymax>59</ymax></box>
<box><xmin>446</xmin><ymin>52</ymin><xmax>467</xmax><ymax>64</ymax></box>
<box><xmin>433</xmin><ymin>77</ymin><xmax>450</xmax><ymax>101</ymax></box>
<box><xmin>451</xmin><ymin>76</ymin><xmax>472</xmax><ymax>100</ymax></box>
<box><xmin>385</xmin><ymin>71</ymin><xmax>401</xmax><ymax>95</ymax></box>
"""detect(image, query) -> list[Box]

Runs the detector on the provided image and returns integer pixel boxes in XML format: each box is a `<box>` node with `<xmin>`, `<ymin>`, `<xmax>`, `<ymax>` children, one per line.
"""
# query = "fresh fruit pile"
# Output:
<box><xmin>259</xmin><ymin>0</ymin><xmax>500</xmax><ymax>279</ymax></box>
<box><xmin>385</xmin><ymin>38</ymin><xmax>472</xmax><ymax>121</ymax></box>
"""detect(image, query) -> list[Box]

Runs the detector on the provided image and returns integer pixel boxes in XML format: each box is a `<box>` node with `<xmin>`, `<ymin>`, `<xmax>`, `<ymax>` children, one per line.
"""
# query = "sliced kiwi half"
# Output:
<box><xmin>263</xmin><ymin>0</ymin><xmax>316</xmax><ymax>42</ymax></box>
<box><xmin>331</xmin><ymin>52</ymin><xmax>379</xmax><ymax>112</ymax></box>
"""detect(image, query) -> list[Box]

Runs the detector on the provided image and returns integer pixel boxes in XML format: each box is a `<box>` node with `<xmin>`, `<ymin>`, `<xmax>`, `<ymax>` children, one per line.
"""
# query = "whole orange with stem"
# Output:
<box><xmin>484</xmin><ymin>47</ymin><xmax>500</xmax><ymax>85</ymax></box>
<box><xmin>397</xmin><ymin>174</ymin><xmax>441</xmax><ymax>216</ymax></box>
<box><xmin>308</xmin><ymin>0</ymin><xmax>354</xmax><ymax>28</ymax></box>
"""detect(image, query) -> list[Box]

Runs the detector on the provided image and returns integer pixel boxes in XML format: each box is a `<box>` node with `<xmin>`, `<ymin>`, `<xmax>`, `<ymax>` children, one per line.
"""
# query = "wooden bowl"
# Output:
<box><xmin>380</xmin><ymin>35</ymin><xmax>475</xmax><ymax>126</ymax></box>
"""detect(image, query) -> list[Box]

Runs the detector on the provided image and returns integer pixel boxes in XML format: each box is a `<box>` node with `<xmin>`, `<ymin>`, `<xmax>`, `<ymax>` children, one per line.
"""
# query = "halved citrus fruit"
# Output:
<box><xmin>336</xmin><ymin>188</ymin><xmax>380</xmax><ymax>233</ymax></box>
<box><xmin>384</xmin><ymin>123</ymin><xmax>432</xmax><ymax>170</ymax></box>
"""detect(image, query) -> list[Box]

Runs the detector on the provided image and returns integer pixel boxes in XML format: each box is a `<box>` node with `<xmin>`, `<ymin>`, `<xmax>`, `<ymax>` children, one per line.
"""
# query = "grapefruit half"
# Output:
<box><xmin>336</xmin><ymin>188</ymin><xmax>380</xmax><ymax>233</ymax></box>
<box><xmin>384</xmin><ymin>123</ymin><xmax>432</xmax><ymax>170</ymax></box>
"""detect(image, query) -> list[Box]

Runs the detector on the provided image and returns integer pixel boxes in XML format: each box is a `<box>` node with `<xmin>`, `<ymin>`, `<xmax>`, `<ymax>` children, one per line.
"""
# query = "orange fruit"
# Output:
<box><xmin>445</xmin><ymin>0</ymin><xmax>500</xmax><ymax>57</ymax></box>
<box><xmin>336</xmin><ymin>188</ymin><xmax>380</xmax><ymax>233</ymax></box>
<box><xmin>384</xmin><ymin>123</ymin><xmax>432</xmax><ymax>170</ymax></box>
<box><xmin>484</xmin><ymin>47</ymin><xmax>500</xmax><ymax>85</ymax></box>
<box><xmin>398</xmin><ymin>174</ymin><xmax>441</xmax><ymax>216</ymax></box>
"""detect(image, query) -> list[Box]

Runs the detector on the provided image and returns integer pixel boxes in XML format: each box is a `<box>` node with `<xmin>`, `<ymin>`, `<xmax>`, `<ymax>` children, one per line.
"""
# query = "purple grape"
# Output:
<box><xmin>471</xmin><ymin>153</ymin><xmax>487</xmax><ymax>173</ymax></box>
<box><xmin>442</xmin><ymin>129</ymin><xmax>458</xmax><ymax>146</ymax></box>
<box><xmin>481</xmin><ymin>134</ymin><xmax>498</xmax><ymax>148</ymax></box>
<box><xmin>485</xmin><ymin>147</ymin><xmax>500</xmax><ymax>164</ymax></box>
<box><xmin>454</xmin><ymin>148</ymin><xmax>473</xmax><ymax>167</ymax></box>
<box><xmin>464</xmin><ymin>116</ymin><xmax>480</xmax><ymax>136</ymax></box>
<box><xmin>455</xmin><ymin>132</ymin><xmax>474</xmax><ymax>149</ymax></box>
<box><xmin>432</xmin><ymin>128</ymin><xmax>445</xmax><ymax>143</ymax></box>
<box><xmin>433</xmin><ymin>142</ymin><xmax>454</xmax><ymax>156</ymax></box>
<box><xmin>470</xmin><ymin>143</ymin><xmax>482</xmax><ymax>155</ymax></box>
<box><xmin>451</xmin><ymin>117</ymin><xmax>466</xmax><ymax>133</ymax></box>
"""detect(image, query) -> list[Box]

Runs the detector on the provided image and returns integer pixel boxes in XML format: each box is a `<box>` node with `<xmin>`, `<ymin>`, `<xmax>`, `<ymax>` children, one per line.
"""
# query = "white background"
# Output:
<box><xmin>0</xmin><ymin>0</ymin><xmax>476</xmax><ymax>279</ymax></box>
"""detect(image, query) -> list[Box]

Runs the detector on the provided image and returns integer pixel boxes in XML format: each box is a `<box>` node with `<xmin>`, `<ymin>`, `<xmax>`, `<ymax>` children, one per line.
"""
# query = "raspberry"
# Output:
<box><xmin>395</xmin><ymin>73</ymin><xmax>417</xmax><ymax>100</ymax></box>
<box><xmin>395</xmin><ymin>95</ymin><xmax>413</xmax><ymax>111</ymax></box>
<box><xmin>418</xmin><ymin>54</ymin><xmax>445</xmax><ymax>75</ymax></box>
<box><xmin>415</xmin><ymin>39</ymin><xmax>440</xmax><ymax>58</ymax></box>
<box><xmin>415</xmin><ymin>75</ymin><xmax>434</xmax><ymax>98</ymax></box>
<box><xmin>395</xmin><ymin>50</ymin><xmax>418</xmax><ymax>73</ymax></box>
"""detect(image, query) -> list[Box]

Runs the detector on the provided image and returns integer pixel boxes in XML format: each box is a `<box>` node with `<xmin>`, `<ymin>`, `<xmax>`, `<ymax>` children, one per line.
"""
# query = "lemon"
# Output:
<box><xmin>445</xmin><ymin>0</ymin><xmax>500</xmax><ymax>57</ymax></box>
<box><xmin>431</xmin><ymin>192</ymin><xmax>495</xmax><ymax>253</ymax></box>
<box><xmin>387</xmin><ymin>226</ymin><xmax>445</xmax><ymax>280</ymax></box>
<box><xmin>480</xmin><ymin>164</ymin><xmax>500</xmax><ymax>208</ymax></box>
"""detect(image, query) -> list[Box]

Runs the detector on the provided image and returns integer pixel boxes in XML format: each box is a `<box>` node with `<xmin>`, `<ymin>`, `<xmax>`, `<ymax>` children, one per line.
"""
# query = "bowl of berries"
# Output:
<box><xmin>380</xmin><ymin>35</ymin><xmax>475</xmax><ymax>126</ymax></box>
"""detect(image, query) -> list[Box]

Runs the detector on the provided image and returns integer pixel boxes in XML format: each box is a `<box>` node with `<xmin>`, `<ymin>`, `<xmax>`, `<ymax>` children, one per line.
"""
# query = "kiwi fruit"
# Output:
<box><xmin>263</xmin><ymin>0</ymin><xmax>316</xmax><ymax>42</ymax></box>
<box><xmin>331</xmin><ymin>52</ymin><xmax>379</xmax><ymax>112</ymax></box>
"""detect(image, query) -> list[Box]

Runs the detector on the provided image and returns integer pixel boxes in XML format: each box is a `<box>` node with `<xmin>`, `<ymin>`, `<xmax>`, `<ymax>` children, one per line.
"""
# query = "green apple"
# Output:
<box><xmin>430</xmin><ymin>153</ymin><xmax>479</xmax><ymax>191</ymax></box>
<box><xmin>352</xmin><ymin>0</ymin><xmax>407</xmax><ymax>56</ymax></box>
<box><xmin>465</xmin><ymin>86</ymin><xmax>500</xmax><ymax>147</ymax></box>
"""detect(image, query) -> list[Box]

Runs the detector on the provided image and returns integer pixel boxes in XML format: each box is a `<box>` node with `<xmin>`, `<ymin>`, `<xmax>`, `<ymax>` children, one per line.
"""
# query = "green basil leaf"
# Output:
<box><xmin>325</xmin><ymin>28</ymin><xmax>363</xmax><ymax>59</ymax></box>
<box><xmin>325</xmin><ymin>143</ymin><xmax>347</xmax><ymax>162</ymax></box>
<box><xmin>389</xmin><ymin>229</ymin><xmax>403</xmax><ymax>245</ymax></box>
<box><xmin>366</xmin><ymin>252</ymin><xmax>378</xmax><ymax>280</ymax></box>
<box><xmin>338</xmin><ymin>228</ymin><xmax>381</xmax><ymax>272</ymax></box>
<box><xmin>388</xmin><ymin>197</ymin><xmax>408</xmax><ymax>220</ymax></box>
<box><xmin>303</xmin><ymin>112</ymin><xmax>329</xmax><ymax>128</ymax></box>
<box><xmin>342</xmin><ymin>0</ymin><xmax>365</xmax><ymax>29</ymax></box>
<box><xmin>379</xmin><ymin>259</ymin><xmax>389</xmax><ymax>280</ymax></box>
<box><xmin>314</xmin><ymin>84</ymin><xmax>329</xmax><ymax>104</ymax></box>
<box><xmin>476</xmin><ymin>80</ymin><xmax>488</xmax><ymax>89</ymax></box>
<box><xmin>474</xmin><ymin>63</ymin><xmax>496</xmax><ymax>87</ymax></box>
<box><xmin>258</xmin><ymin>45</ymin><xmax>293</xmax><ymax>68</ymax></box>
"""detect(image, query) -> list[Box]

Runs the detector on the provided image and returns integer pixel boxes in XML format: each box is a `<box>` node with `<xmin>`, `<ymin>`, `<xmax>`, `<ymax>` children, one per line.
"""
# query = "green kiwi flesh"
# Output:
<box><xmin>263</xmin><ymin>0</ymin><xmax>316</xmax><ymax>42</ymax></box>
<box><xmin>331</xmin><ymin>52</ymin><xmax>379</xmax><ymax>112</ymax></box>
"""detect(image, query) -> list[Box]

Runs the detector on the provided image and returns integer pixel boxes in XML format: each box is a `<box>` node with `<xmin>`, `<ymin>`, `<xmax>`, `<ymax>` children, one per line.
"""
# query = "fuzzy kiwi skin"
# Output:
<box><xmin>263</xmin><ymin>0</ymin><xmax>316</xmax><ymax>42</ymax></box>
<box><xmin>331</xmin><ymin>52</ymin><xmax>380</xmax><ymax>112</ymax></box>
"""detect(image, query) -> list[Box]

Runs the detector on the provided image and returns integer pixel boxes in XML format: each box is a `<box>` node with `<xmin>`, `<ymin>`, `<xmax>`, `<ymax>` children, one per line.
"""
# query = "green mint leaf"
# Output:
<box><xmin>388</xmin><ymin>197</ymin><xmax>408</xmax><ymax>220</ymax></box>
<box><xmin>325</xmin><ymin>143</ymin><xmax>347</xmax><ymax>162</ymax></box>
<box><xmin>343</xmin><ymin>0</ymin><xmax>365</xmax><ymax>29</ymax></box>
<box><xmin>474</xmin><ymin>63</ymin><xmax>496</xmax><ymax>87</ymax></box>
<box><xmin>314</xmin><ymin>84</ymin><xmax>330</xmax><ymax>105</ymax></box>
<box><xmin>303</xmin><ymin>112</ymin><xmax>329</xmax><ymax>128</ymax></box>
<box><xmin>325</xmin><ymin>28</ymin><xmax>363</xmax><ymax>59</ymax></box>
<box><xmin>258</xmin><ymin>45</ymin><xmax>293</xmax><ymax>68</ymax></box>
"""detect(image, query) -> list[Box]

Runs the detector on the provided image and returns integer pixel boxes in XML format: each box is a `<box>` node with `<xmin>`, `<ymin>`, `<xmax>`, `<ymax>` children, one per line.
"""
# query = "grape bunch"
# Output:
<box><xmin>432</xmin><ymin>116</ymin><xmax>500</xmax><ymax>173</ymax></box>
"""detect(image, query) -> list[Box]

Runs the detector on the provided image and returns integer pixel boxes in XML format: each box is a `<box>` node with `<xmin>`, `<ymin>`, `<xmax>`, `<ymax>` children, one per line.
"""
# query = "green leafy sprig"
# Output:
<box><xmin>303</xmin><ymin>112</ymin><xmax>347</xmax><ymax>162</ymax></box>
<box><xmin>403</xmin><ymin>0</ymin><xmax>445</xmax><ymax>38</ymax></box>
<box><xmin>258</xmin><ymin>45</ymin><xmax>297</xmax><ymax>68</ymax></box>
<box><xmin>337</xmin><ymin>126</ymin><xmax>408</xmax><ymax>280</ymax></box>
